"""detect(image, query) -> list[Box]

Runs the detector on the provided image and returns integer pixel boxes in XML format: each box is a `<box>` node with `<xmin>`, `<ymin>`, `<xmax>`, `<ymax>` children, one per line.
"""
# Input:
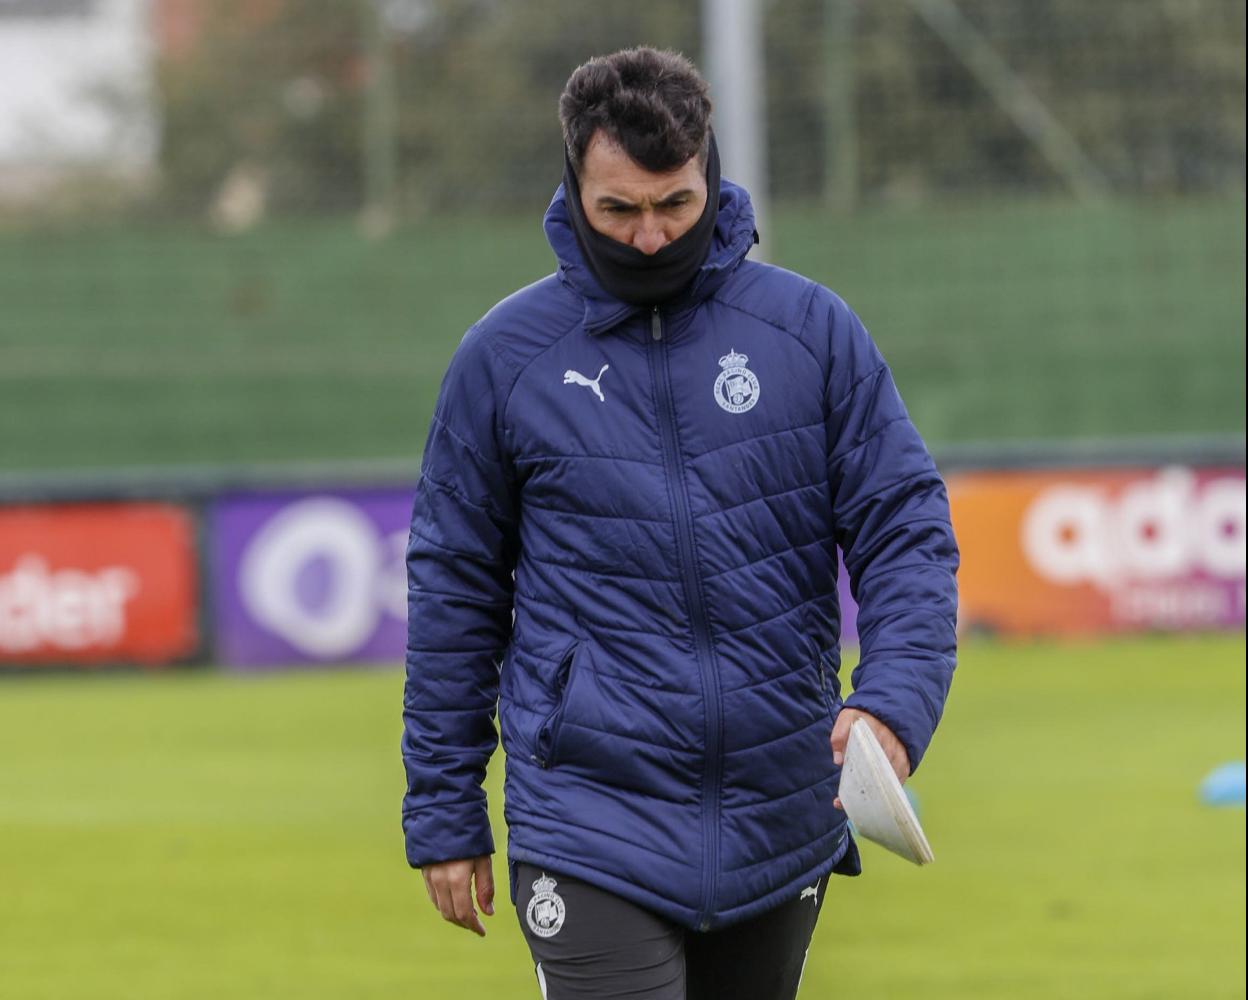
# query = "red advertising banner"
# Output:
<box><xmin>948</xmin><ymin>466</ymin><xmax>1246</xmax><ymax>638</ymax></box>
<box><xmin>0</xmin><ymin>503</ymin><xmax>198</xmax><ymax>666</ymax></box>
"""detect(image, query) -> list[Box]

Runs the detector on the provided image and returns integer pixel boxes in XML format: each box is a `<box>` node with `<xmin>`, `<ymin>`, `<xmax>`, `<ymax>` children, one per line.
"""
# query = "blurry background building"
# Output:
<box><xmin>0</xmin><ymin>0</ymin><xmax>156</xmax><ymax>201</ymax></box>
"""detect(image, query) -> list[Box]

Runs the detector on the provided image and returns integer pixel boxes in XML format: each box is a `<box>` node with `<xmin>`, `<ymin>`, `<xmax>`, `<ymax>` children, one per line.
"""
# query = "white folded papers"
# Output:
<box><xmin>840</xmin><ymin>718</ymin><xmax>934</xmax><ymax>865</ymax></box>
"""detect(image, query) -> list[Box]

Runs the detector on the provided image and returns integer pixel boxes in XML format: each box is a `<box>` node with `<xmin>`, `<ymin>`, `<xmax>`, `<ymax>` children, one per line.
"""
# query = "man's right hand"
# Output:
<box><xmin>421</xmin><ymin>855</ymin><xmax>495</xmax><ymax>937</ymax></box>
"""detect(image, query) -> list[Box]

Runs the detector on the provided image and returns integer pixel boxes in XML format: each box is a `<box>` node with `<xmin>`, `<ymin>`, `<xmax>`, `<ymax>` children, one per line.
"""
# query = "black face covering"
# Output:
<box><xmin>563</xmin><ymin>133</ymin><xmax>722</xmax><ymax>307</ymax></box>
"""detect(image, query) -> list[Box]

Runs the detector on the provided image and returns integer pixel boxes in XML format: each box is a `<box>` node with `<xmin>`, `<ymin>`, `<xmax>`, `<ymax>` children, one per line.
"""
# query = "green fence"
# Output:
<box><xmin>0</xmin><ymin>0</ymin><xmax>1243</xmax><ymax>472</ymax></box>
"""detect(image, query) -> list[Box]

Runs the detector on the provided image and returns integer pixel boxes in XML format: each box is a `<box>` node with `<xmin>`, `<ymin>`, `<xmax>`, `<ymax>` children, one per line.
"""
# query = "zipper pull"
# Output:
<box><xmin>651</xmin><ymin>307</ymin><xmax>662</xmax><ymax>341</ymax></box>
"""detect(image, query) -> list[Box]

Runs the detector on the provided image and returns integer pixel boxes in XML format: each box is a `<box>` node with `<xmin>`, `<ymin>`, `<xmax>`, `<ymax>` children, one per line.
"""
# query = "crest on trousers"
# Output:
<box><xmin>713</xmin><ymin>348</ymin><xmax>760</xmax><ymax>414</ymax></box>
<box><xmin>526</xmin><ymin>873</ymin><xmax>566</xmax><ymax>939</ymax></box>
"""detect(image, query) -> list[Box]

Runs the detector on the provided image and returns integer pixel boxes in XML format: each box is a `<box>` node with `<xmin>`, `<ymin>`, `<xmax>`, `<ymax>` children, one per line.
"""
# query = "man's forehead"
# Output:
<box><xmin>580</xmin><ymin>133</ymin><xmax>704</xmax><ymax>199</ymax></box>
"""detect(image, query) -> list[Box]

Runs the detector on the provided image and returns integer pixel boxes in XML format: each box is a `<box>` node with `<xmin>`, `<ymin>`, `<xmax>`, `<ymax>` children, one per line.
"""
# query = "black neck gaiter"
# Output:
<box><xmin>562</xmin><ymin>133</ymin><xmax>722</xmax><ymax>307</ymax></box>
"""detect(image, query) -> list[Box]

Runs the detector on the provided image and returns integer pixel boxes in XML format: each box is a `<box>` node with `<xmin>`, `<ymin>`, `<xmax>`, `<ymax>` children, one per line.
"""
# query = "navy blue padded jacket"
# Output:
<box><xmin>402</xmin><ymin>178</ymin><xmax>959</xmax><ymax>931</ymax></box>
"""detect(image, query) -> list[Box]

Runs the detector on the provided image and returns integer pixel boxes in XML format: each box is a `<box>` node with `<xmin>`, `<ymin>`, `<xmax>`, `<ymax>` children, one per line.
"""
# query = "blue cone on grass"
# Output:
<box><xmin>1199</xmin><ymin>762</ymin><xmax>1246</xmax><ymax>807</ymax></box>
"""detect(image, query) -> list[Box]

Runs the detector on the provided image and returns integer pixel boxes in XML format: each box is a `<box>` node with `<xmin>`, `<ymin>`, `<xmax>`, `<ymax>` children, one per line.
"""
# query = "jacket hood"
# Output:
<box><xmin>543</xmin><ymin>176</ymin><xmax>759</xmax><ymax>335</ymax></box>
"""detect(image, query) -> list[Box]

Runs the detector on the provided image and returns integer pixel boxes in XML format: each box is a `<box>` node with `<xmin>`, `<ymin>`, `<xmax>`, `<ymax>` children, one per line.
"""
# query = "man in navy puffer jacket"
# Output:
<box><xmin>403</xmin><ymin>47</ymin><xmax>958</xmax><ymax>998</ymax></box>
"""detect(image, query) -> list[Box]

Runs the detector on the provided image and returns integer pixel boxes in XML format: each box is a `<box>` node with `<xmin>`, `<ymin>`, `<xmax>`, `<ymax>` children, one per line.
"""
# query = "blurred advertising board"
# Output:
<box><xmin>948</xmin><ymin>466</ymin><xmax>1246</xmax><ymax>638</ymax></box>
<box><xmin>0</xmin><ymin>503</ymin><xmax>198</xmax><ymax>666</ymax></box>
<box><xmin>210</xmin><ymin>491</ymin><xmax>410</xmax><ymax>668</ymax></box>
<box><xmin>203</xmin><ymin>464</ymin><xmax>1245</xmax><ymax>668</ymax></box>
<box><xmin>836</xmin><ymin>552</ymin><xmax>858</xmax><ymax>646</ymax></box>
<box><xmin>209</xmin><ymin>487</ymin><xmax>860</xmax><ymax>668</ymax></box>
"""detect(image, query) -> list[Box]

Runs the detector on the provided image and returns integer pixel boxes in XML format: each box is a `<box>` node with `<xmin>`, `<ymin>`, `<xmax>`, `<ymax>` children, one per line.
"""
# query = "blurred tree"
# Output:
<box><xmin>152</xmin><ymin>0</ymin><xmax>1245</xmax><ymax>217</ymax></box>
<box><xmin>852</xmin><ymin>0</ymin><xmax>1246</xmax><ymax>200</ymax></box>
<box><xmin>388</xmin><ymin>0</ymin><xmax>699</xmax><ymax>215</ymax></box>
<box><xmin>156</xmin><ymin>0</ymin><xmax>368</xmax><ymax>216</ymax></box>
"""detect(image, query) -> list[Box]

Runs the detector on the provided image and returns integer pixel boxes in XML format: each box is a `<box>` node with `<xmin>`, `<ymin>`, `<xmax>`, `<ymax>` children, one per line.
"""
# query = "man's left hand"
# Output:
<box><xmin>829</xmin><ymin>708</ymin><xmax>910</xmax><ymax>810</ymax></box>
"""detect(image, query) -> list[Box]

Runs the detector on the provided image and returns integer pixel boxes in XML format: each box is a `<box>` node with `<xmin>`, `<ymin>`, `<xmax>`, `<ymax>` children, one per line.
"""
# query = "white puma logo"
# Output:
<box><xmin>563</xmin><ymin>363</ymin><xmax>610</xmax><ymax>403</ymax></box>
<box><xmin>800</xmin><ymin>884</ymin><xmax>818</xmax><ymax>904</ymax></box>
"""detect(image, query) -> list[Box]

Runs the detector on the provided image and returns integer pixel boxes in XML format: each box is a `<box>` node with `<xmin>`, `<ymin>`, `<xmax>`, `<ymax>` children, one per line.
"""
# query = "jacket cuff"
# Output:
<box><xmin>404</xmin><ymin>798</ymin><xmax>495</xmax><ymax>868</ymax></box>
<box><xmin>843</xmin><ymin>682</ymin><xmax>938</xmax><ymax>775</ymax></box>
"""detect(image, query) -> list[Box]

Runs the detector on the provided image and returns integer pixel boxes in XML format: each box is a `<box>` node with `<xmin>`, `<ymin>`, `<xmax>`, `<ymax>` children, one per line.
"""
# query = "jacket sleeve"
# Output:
<box><xmin>822</xmin><ymin>294</ymin><xmax>959</xmax><ymax>773</ymax></box>
<box><xmin>402</xmin><ymin>324</ymin><xmax>519</xmax><ymax>867</ymax></box>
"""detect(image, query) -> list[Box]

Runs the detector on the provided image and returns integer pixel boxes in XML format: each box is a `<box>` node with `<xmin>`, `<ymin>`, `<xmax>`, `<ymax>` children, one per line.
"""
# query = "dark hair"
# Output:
<box><xmin>559</xmin><ymin>47</ymin><xmax>713</xmax><ymax>175</ymax></box>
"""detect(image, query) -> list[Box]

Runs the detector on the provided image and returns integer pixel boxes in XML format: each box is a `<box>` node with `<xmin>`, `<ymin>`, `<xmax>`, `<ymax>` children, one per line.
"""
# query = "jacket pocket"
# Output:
<box><xmin>816</xmin><ymin>647</ymin><xmax>842</xmax><ymax>724</ymax></box>
<box><xmin>532</xmin><ymin>640</ymin><xmax>580</xmax><ymax>769</ymax></box>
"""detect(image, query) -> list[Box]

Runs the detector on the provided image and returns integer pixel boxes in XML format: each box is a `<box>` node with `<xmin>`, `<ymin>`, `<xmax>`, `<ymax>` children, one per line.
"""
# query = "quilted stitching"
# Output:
<box><xmin>402</xmin><ymin>178</ymin><xmax>959</xmax><ymax>932</ymax></box>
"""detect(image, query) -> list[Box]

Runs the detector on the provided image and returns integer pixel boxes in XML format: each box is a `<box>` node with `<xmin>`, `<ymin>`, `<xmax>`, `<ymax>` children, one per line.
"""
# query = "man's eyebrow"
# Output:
<box><xmin>596</xmin><ymin>190</ymin><xmax>696</xmax><ymax>209</ymax></box>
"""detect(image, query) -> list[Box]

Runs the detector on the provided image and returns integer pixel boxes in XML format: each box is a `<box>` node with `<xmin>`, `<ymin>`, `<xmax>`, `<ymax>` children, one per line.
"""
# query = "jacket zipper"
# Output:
<box><xmin>649</xmin><ymin>307</ymin><xmax>722</xmax><ymax>931</ymax></box>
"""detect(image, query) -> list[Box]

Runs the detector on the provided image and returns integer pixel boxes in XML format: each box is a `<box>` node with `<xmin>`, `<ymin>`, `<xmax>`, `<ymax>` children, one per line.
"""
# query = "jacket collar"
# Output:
<box><xmin>543</xmin><ymin>177</ymin><xmax>759</xmax><ymax>335</ymax></box>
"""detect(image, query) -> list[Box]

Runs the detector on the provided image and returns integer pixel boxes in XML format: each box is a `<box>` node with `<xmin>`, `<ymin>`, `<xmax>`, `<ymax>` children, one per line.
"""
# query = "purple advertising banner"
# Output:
<box><xmin>211</xmin><ymin>490</ymin><xmax>414</xmax><ymax>668</ymax></box>
<box><xmin>837</xmin><ymin>552</ymin><xmax>860</xmax><ymax>647</ymax></box>
<box><xmin>210</xmin><ymin>488</ymin><xmax>863</xmax><ymax>669</ymax></box>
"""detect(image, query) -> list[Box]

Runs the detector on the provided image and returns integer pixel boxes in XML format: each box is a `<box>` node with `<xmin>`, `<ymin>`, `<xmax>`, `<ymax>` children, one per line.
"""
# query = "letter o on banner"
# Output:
<box><xmin>1194</xmin><ymin>478</ymin><xmax>1247</xmax><ymax>579</ymax></box>
<box><xmin>239</xmin><ymin>498</ymin><xmax>382</xmax><ymax>659</ymax></box>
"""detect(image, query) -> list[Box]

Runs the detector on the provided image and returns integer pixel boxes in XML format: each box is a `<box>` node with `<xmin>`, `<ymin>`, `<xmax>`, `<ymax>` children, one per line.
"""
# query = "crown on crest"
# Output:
<box><xmin>718</xmin><ymin>348</ymin><xmax>749</xmax><ymax>369</ymax></box>
<box><xmin>532</xmin><ymin>873</ymin><xmax>558</xmax><ymax>894</ymax></box>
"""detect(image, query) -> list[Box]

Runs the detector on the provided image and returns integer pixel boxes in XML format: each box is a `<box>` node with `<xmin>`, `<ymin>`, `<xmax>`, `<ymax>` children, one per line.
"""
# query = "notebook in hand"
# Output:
<box><xmin>840</xmin><ymin>718</ymin><xmax>935</xmax><ymax>865</ymax></box>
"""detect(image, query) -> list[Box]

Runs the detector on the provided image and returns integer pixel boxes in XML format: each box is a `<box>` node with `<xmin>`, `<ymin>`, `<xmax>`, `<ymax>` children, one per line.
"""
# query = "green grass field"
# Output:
<box><xmin>1</xmin><ymin>195</ymin><xmax>1243</xmax><ymax>472</ymax></box>
<box><xmin>0</xmin><ymin>634</ymin><xmax>1243</xmax><ymax>998</ymax></box>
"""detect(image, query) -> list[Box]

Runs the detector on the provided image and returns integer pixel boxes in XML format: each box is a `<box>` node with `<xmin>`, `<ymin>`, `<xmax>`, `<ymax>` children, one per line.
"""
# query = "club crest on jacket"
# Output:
<box><xmin>526</xmin><ymin>873</ymin><xmax>566</xmax><ymax>938</ymax></box>
<box><xmin>714</xmin><ymin>348</ymin><xmax>760</xmax><ymax>414</ymax></box>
